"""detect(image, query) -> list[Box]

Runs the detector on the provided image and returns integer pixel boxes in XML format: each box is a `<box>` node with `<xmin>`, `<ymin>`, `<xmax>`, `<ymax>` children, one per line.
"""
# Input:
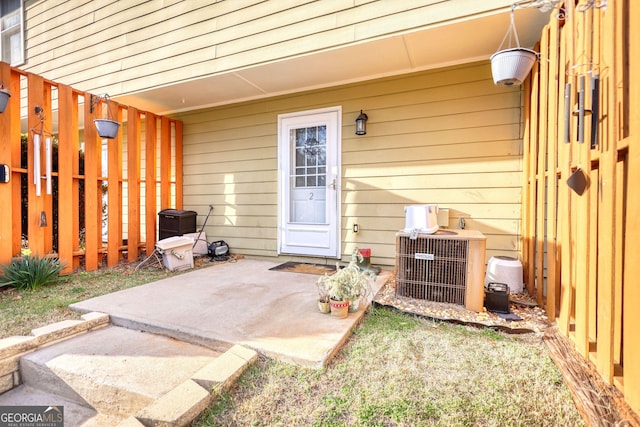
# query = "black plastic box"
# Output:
<box><xmin>158</xmin><ymin>209</ymin><xmax>197</xmax><ymax>240</ymax></box>
<box><xmin>484</xmin><ymin>282</ymin><xmax>510</xmax><ymax>314</ymax></box>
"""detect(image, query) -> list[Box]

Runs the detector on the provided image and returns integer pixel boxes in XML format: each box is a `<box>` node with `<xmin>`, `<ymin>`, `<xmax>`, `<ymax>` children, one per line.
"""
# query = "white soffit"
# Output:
<box><xmin>114</xmin><ymin>6</ymin><xmax>550</xmax><ymax>115</ymax></box>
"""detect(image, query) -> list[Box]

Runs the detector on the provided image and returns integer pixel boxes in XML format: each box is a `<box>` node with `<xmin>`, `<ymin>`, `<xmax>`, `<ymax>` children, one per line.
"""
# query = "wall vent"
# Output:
<box><xmin>395</xmin><ymin>230</ymin><xmax>486</xmax><ymax>312</ymax></box>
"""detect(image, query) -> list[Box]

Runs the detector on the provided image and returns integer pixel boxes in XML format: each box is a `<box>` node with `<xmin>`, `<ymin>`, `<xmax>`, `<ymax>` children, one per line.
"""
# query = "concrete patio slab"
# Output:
<box><xmin>71</xmin><ymin>259</ymin><xmax>391</xmax><ymax>368</ymax></box>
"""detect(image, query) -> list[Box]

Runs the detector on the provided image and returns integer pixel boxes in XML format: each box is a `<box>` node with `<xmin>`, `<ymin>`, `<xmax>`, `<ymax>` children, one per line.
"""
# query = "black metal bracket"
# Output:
<box><xmin>89</xmin><ymin>93</ymin><xmax>111</xmax><ymax>114</ymax></box>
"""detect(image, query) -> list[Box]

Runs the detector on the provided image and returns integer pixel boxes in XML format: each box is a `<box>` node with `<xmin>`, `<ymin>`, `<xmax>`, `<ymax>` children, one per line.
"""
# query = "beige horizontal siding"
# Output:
<box><xmin>22</xmin><ymin>0</ymin><xmax>512</xmax><ymax>96</ymax></box>
<box><xmin>177</xmin><ymin>61</ymin><xmax>523</xmax><ymax>266</ymax></box>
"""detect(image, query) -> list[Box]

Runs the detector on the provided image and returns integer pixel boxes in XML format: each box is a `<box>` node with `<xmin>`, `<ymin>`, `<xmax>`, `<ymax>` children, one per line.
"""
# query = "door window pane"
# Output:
<box><xmin>291</xmin><ymin>125</ymin><xmax>327</xmax><ymax>189</ymax></box>
<box><xmin>289</xmin><ymin>125</ymin><xmax>327</xmax><ymax>223</ymax></box>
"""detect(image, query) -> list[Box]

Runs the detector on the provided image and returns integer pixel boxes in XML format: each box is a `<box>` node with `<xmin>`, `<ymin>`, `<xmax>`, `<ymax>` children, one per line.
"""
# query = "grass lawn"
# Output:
<box><xmin>0</xmin><ymin>262</ymin><xmax>585</xmax><ymax>426</ymax></box>
<box><xmin>0</xmin><ymin>263</ymin><xmax>183</xmax><ymax>338</ymax></box>
<box><xmin>196</xmin><ymin>306</ymin><xmax>585</xmax><ymax>426</ymax></box>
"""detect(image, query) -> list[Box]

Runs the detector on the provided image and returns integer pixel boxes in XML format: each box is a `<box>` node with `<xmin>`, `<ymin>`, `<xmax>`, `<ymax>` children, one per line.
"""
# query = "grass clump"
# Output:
<box><xmin>0</xmin><ymin>255</ymin><xmax>64</xmax><ymax>291</ymax></box>
<box><xmin>0</xmin><ymin>264</ymin><xmax>185</xmax><ymax>338</ymax></box>
<box><xmin>195</xmin><ymin>306</ymin><xmax>584</xmax><ymax>427</ymax></box>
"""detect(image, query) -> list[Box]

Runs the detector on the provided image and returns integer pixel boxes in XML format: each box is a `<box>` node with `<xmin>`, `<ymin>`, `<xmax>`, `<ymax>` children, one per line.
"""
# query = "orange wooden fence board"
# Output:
<box><xmin>524</xmin><ymin>0</ymin><xmax>640</xmax><ymax>417</ymax></box>
<box><xmin>623</xmin><ymin>0</ymin><xmax>640</xmax><ymax>415</ymax></box>
<box><xmin>127</xmin><ymin>107</ymin><xmax>141</xmax><ymax>262</ymax></box>
<box><xmin>27</xmin><ymin>74</ymin><xmax>46</xmax><ymax>256</ymax></box>
<box><xmin>160</xmin><ymin>116</ymin><xmax>171</xmax><ymax>210</ymax></box>
<box><xmin>57</xmin><ymin>85</ymin><xmax>78</xmax><ymax>275</ymax></box>
<box><xmin>83</xmin><ymin>94</ymin><xmax>100</xmax><ymax>271</ymax></box>
<box><xmin>0</xmin><ymin>65</ymin><xmax>181</xmax><ymax>274</ymax></box>
<box><xmin>0</xmin><ymin>63</ymin><xmax>15</xmax><ymax>264</ymax></box>
<box><xmin>175</xmin><ymin>120</ymin><xmax>183</xmax><ymax>210</ymax></box>
<box><xmin>107</xmin><ymin>102</ymin><xmax>123</xmax><ymax>268</ymax></box>
<box><xmin>145</xmin><ymin>112</ymin><xmax>158</xmax><ymax>256</ymax></box>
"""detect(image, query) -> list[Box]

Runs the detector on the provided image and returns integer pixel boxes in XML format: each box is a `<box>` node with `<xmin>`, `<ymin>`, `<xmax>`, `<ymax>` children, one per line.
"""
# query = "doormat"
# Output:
<box><xmin>269</xmin><ymin>261</ymin><xmax>337</xmax><ymax>275</ymax></box>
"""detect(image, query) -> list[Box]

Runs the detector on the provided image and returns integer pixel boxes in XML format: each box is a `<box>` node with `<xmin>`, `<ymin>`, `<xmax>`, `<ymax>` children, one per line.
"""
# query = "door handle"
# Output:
<box><xmin>328</xmin><ymin>179</ymin><xmax>336</xmax><ymax>190</ymax></box>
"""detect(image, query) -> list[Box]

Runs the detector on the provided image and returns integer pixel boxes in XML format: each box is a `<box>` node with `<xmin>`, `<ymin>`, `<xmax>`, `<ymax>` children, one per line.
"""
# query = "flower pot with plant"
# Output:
<box><xmin>316</xmin><ymin>248</ymin><xmax>375</xmax><ymax>318</ymax></box>
<box><xmin>316</xmin><ymin>278</ymin><xmax>331</xmax><ymax>314</ymax></box>
<box><xmin>91</xmin><ymin>94</ymin><xmax>121</xmax><ymax>139</ymax></box>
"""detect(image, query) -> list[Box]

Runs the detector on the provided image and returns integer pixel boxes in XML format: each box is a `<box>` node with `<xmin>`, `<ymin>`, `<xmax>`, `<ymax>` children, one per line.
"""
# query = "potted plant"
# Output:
<box><xmin>91</xmin><ymin>94</ymin><xmax>121</xmax><ymax>139</ymax></box>
<box><xmin>316</xmin><ymin>278</ymin><xmax>331</xmax><ymax>314</ymax></box>
<box><xmin>490</xmin><ymin>6</ymin><xmax>538</xmax><ymax>86</ymax></box>
<box><xmin>94</xmin><ymin>118</ymin><xmax>120</xmax><ymax>139</ymax></box>
<box><xmin>316</xmin><ymin>249</ymin><xmax>375</xmax><ymax>318</ymax></box>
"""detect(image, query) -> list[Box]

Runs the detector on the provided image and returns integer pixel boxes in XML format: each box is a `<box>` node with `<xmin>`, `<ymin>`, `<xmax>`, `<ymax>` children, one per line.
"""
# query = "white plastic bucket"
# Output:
<box><xmin>156</xmin><ymin>236</ymin><xmax>195</xmax><ymax>271</ymax></box>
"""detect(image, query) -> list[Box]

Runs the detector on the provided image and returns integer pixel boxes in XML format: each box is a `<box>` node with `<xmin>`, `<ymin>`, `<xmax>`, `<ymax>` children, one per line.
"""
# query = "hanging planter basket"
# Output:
<box><xmin>91</xmin><ymin>94</ymin><xmax>121</xmax><ymax>139</ymax></box>
<box><xmin>94</xmin><ymin>119</ymin><xmax>120</xmax><ymax>139</ymax></box>
<box><xmin>0</xmin><ymin>87</ymin><xmax>11</xmax><ymax>113</ymax></box>
<box><xmin>490</xmin><ymin>6</ymin><xmax>538</xmax><ymax>86</ymax></box>
<box><xmin>491</xmin><ymin>47</ymin><xmax>538</xmax><ymax>86</ymax></box>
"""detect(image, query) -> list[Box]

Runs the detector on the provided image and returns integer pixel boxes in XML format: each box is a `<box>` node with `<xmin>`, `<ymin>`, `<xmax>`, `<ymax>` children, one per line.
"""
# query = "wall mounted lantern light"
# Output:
<box><xmin>355</xmin><ymin>110</ymin><xmax>368</xmax><ymax>135</ymax></box>
<box><xmin>90</xmin><ymin>93</ymin><xmax>121</xmax><ymax>139</ymax></box>
<box><xmin>0</xmin><ymin>84</ymin><xmax>11</xmax><ymax>113</ymax></box>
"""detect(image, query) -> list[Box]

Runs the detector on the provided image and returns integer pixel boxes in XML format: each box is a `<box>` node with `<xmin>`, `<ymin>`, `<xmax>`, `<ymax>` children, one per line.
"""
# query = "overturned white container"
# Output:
<box><xmin>485</xmin><ymin>256</ymin><xmax>524</xmax><ymax>294</ymax></box>
<box><xmin>155</xmin><ymin>236</ymin><xmax>194</xmax><ymax>271</ymax></box>
<box><xmin>403</xmin><ymin>205</ymin><xmax>439</xmax><ymax>234</ymax></box>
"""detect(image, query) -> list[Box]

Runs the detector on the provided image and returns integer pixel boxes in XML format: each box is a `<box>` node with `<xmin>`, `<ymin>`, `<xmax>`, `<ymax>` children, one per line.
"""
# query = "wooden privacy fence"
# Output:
<box><xmin>522</xmin><ymin>0</ymin><xmax>639</xmax><ymax>416</ymax></box>
<box><xmin>0</xmin><ymin>62</ymin><xmax>183</xmax><ymax>274</ymax></box>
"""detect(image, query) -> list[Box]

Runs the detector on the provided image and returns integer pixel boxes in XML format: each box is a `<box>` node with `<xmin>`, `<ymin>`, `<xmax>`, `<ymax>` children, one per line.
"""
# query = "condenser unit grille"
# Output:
<box><xmin>396</xmin><ymin>236</ymin><xmax>469</xmax><ymax>305</ymax></box>
<box><xmin>395</xmin><ymin>230</ymin><xmax>486</xmax><ymax>311</ymax></box>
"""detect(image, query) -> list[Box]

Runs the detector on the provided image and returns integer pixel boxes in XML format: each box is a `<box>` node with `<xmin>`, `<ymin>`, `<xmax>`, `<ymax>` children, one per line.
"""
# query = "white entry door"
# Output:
<box><xmin>278</xmin><ymin>107</ymin><xmax>341</xmax><ymax>257</ymax></box>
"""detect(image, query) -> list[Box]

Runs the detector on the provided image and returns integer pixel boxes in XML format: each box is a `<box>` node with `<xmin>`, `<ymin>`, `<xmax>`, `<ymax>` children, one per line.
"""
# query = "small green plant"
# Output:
<box><xmin>0</xmin><ymin>254</ymin><xmax>65</xmax><ymax>291</ymax></box>
<box><xmin>316</xmin><ymin>276</ymin><xmax>330</xmax><ymax>303</ymax></box>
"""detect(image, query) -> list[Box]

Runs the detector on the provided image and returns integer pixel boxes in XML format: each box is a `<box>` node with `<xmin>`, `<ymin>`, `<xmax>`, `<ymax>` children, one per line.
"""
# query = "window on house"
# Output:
<box><xmin>1</xmin><ymin>0</ymin><xmax>23</xmax><ymax>66</ymax></box>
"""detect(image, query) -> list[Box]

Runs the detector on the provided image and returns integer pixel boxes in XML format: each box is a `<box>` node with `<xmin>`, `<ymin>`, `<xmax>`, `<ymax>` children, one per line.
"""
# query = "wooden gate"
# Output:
<box><xmin>522</xmin><ymin>0</ymin><xmax>639</xmax><ymax>415</ymax></box>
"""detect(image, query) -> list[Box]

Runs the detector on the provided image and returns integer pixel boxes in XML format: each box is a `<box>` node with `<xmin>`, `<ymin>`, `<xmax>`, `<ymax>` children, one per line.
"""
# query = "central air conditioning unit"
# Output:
<box><xmin>395</xmin><ymin>230</ymin><xmax>486</xmax><ymax>312</ymax></box>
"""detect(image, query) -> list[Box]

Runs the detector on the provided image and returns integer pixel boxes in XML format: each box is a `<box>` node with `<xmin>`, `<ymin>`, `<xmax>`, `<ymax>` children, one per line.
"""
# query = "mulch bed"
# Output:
<box><xmin>374</xmin><ymin>276</ymin><xmax>551</xmax><ymax>334</ymax></box>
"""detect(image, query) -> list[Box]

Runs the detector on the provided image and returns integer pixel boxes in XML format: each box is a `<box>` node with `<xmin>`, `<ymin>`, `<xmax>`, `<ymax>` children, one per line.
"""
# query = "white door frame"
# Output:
<box><xmin>277</xmin><ymin>106</ymin><xmax>341</xmax><ymax>258</ymax></box>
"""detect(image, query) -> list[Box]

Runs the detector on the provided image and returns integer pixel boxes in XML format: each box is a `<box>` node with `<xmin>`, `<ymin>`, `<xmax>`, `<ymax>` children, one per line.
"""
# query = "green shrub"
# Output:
<box><xmin>0</xmin><ymin>255</ymin><xmax>65</xmax><ymax>291</ymax></box>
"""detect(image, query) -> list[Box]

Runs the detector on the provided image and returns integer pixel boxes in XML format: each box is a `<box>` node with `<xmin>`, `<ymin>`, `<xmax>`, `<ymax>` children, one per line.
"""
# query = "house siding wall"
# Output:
<box><xmin>22</xmin><ymin>0</ymin><xmax>511</xmax><ymax>96</ymax></box>
<box><xmin>177</xmin><ymin>62</ymin><xmax>523</xmax><ymax>266</ymax></box>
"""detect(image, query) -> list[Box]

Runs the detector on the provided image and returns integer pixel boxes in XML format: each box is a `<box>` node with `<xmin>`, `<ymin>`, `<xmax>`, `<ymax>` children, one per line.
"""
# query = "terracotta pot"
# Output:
<box><xmin>329</xmin><ymin>299</ymin><xmax>349</xmax><ymax>318</ymax></box>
